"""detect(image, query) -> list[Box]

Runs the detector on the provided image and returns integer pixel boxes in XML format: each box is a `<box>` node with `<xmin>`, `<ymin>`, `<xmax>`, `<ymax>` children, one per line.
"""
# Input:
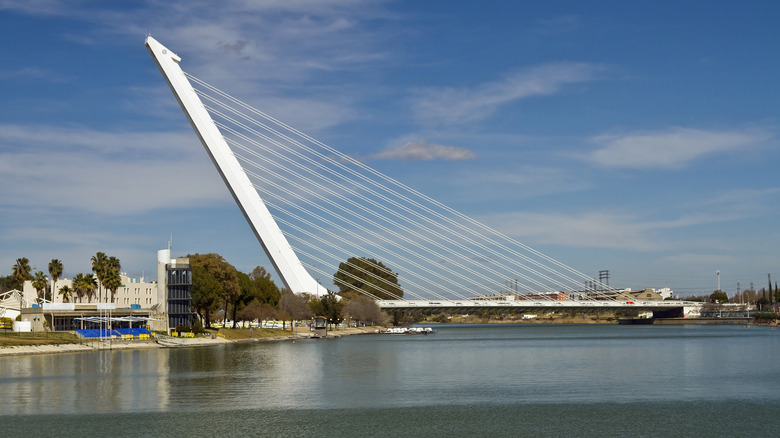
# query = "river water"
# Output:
<box><xmin>2</xmin><ymin>324</ymin><xmax>779</xmax><ymax>436</ymax></box>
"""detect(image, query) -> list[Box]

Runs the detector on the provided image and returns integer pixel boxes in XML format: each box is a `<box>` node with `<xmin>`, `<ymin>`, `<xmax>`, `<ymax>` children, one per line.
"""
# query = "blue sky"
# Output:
<box><xmin>1</xmin><ymin>0</ymin><xmax>778</xmax><ymax>296</ymax></box>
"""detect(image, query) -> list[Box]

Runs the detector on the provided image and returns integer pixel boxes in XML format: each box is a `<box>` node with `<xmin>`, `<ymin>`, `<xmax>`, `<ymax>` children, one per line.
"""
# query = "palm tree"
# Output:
<box><xmin>107</xmin><ymin>256</ymin><xmax>121</xmax><ymax>273</ymax></box>
<box><xmin>84</xmin><ymin>275</ymin><xmax>97</xmax><ymax>303</ymax></box>
<box><xmin>103</xmin><ymin>267</ymin><xmax>122</xmax><ymax>303</ymax></box>
<box><xmin>73</xmin><ymin>273</ymin><xmax>97</xmax><ymax>303</ymax></box>
<box><xmin>32</xmin><ymin>271</ymin><xmax>48</xmax><ymax>304</ymax></box>
<box><xmin>91</xmin><ymin>252</ymin><xmax>108</xmax><ymax>303</ymax></box>
<box><xmin>58</xmin><ymin>285</ymin><xmax>73</xmax><ymax>303</ymax></box>
<box><xmin>48</xmin><ymin>259</ymin><xmax>63</xmax><ymax>304</ymax></box>
<box><xmin>11</xmin><ymin>257</ymin><xmax>33</xmax><ymax>290</ymax></box>
<box><xmin>105</xmin><ymin>256</ymin><xmax>122</xmax><ymax>303</ymax></box>
<box><xmin>72</xmin><ymin>274</ymin><xmax>87</xmax><ymax>303</ymax></box>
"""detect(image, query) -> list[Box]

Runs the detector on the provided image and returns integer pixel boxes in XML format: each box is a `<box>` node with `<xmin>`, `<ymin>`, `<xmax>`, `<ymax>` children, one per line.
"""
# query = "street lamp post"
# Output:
<box><xmin>716</xmin><ymin>270</ymin><xmax>721</xmax><ymax>292</ymax></box>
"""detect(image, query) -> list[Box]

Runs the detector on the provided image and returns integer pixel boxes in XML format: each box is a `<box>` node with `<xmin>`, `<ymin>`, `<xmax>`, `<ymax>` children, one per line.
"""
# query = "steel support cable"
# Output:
<box><xmin>243</xmin><ymin>173</ymin><xmax>481</xmax><ymax>300</ymax></box>
<box><xmin>289</xmin><ymin>246</ymin><xmax>410</xmax><ymax>301</ymax></box>
<box><xmin>243</xmin><ymin>170</ymin><xmax>479</xmax><ymax>299</ymax></box>
<box><xmin>195</xmin><ymin>84</ymin><xmax>604</xmax><ymax>294</ymax></box>
<box><xmin>298</xmin><ymin>260</ymin><xmax>401</xmax><ymax>302</ymax></box>
<box><xmin>190</xmin><ymin>75</ymin><xmax>614</xmax><ymax>298</ymax></box>
<box><xmin>237</xmin><ymin>161</ymin><xmax>487</xmax><ymax>296</ymax></box>
<box><xmin>216</xmin><ymin>121</ymin><xmax>569</xmax><ymax>297</ymax></box>
<box><xmin>206</xmin><ymin>104</ymin><xmax>608</xmax><ymax>299</ymax></box>
<box><xmin>238</xmin><ymin>171</ymin><xmax>524</xmax><ymax>301</ymax></box>
<box><xmin>211</xmin><ymin>122</ymin><xmax>599</xmax><ymax>300</ymax></box>
<box><xmin>259</xmin><ymin>194</ymin><xmax>446</xmax><ymax>300</ymax></box>
<box><xmin>264</xmin><ymin>200</ymin><xmax>465</xmax><ymax>301</ymax></box>
<box><xmin>199</xmin><ymin>95</ymin><xmax>598</xmax><ymax>297</ymax></box>
<box><xmin>227</xmin><ymin>147</ymin><xmax>500</xmax><ymax>293</ymax></box>
<box><xmin>291</xmin><ymin>259</ymin><xmax>383</xmax><ymax>301</ymax></box>
<box><xmin>273</xmin><ymin>210</ymin><xmax>455</xmax><ymax>301</ymax></box>
<box><xmin>295</xmin><ymin>262</ymin><xmax>387</xmax><ymax>302</ymax></box>
<box><xmin>219</xmin><ymin>125</ymin><xmax>565</xmax><ymax>297</ymax></box>
<box><xmin>209</xmin><ymin>106</ymin><xmax>569</xmax><ymax>292</ymax></box>
<box><xmin>227</xmin><ymin>139</ymin><xmax>553</xmax><ymax>296</ymax></box>
<box><xmin>188</xmin><ymin>74</ymin><xmax>598</xmax><ymax>290</ymax></box>
<box><xmin>299</xmin><ymin>256</ymin><xmax>428</xmax><ymax>302</ymax></box>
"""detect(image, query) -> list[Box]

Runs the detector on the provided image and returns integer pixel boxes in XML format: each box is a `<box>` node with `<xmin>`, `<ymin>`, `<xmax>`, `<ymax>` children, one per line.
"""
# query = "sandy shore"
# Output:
<box><xmin>0</xmin><ymin>337</ymin><xmax>234</xmax><ymax>357</ymax></box>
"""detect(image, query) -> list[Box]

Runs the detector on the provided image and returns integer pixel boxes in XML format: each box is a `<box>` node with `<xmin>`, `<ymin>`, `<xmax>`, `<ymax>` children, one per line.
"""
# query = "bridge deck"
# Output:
<box><xmin>376</xmin><ymin>300</ymin><xmax>705</xmax><ymax>311</ymax></box>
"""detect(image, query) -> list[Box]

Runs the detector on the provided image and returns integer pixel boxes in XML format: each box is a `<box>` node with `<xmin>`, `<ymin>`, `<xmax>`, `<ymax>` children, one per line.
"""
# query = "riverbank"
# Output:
<box><xmin>0</xmin><ymin>325</ymin><xmax>385</xmax><ymax>357</ymax></box>
<box><xmin>428</xmin><ymin>314</ymin><xmax>617</xmax><ymax>324</ymax></box>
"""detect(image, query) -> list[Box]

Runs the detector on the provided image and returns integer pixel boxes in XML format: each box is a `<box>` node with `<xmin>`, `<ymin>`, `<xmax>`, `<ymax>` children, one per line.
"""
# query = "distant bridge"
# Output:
<box><xmin>147</xmin><ymin>37</ymin><xmax>683</xmax><ymax>307</ymax></box>
<box><xmin>377</xmin><ymin>299</ymin><xmax>701</xmax><ymax>313</ymax></box>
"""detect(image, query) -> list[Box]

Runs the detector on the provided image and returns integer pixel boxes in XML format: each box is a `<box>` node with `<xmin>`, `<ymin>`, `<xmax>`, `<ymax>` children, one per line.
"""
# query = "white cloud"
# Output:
<box><xmin>410</xmin><ymin>62</ymin><xmax>604</xmax><ymax>126</ymax></box>
<box><xmin>372</xmin><ymin>139</ymin><xmax>476</xmax><ymax>161</ymax></box>
<box><xmin>480</xmin><ymin>208</ymin><xmax>748</xmax><ymax>252</ymax></box>
<box><xmin>482</xmin><ymin>211</ymin><xmax>667</xmax><ymax>251</ymax></box>
<box><xmin>586</xmin><ymin>127</ymin><xmax>771</xmax><ymax>169</ymax></box>
<box><xmin>0</xmin><ymin>124</ymin><xmax>228</xmax><ymax>215</ymax></box>
<box><xmin>659</xmin><ymin>253</ymin><xmax>736</xmax><ymax>266</ymax></box>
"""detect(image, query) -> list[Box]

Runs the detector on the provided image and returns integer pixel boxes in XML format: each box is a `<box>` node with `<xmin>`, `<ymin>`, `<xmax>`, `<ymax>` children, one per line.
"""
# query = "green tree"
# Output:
<box><xmin>312</xmin><ymin>291</ymin><xmax>344</xmax><ymax>327</ymax></box>
<box><xmin>710</xmin><ymin>290</ymin><xmax>728</xmax><ymax>303</ymax></box>
<box><xmin>333</xmin><ymin>257</ymin><xmax>403</xmax><ymax>300</ymax></box>
<box><xmin>58</xmin><ymin>285</ymin><xmax>73</xmax><ymax>303</ymax></box>
<box><xmin>11</xmin><ymin>257</ymin><xmax>33</xmax><ymax>290</ymax></box>
<box><xmin>0</xmin><ymin>275</ymin><xmax>17</xmax><ymax>293</ymax></box>
<box><xmin>103</xmin><ymin>268</ymin><xmax>122</xmax><ymax>303</ymax></box>
<box><xmin>250</xmin><ymin>266</ymin><xmax>281</xmax><ymax>305</ymax></box>
<box><xmin>776</xmin><ymin>281</ymin><xmax>779</xmax><ymax>304</ymax></box>
<box><xmin>32</xmin><ymin>271</ymin><xmax>48</xmax><ymax>304</ymax></box>
<box><xmin>107</xmin><ymin>256</ymin><xmax>121</xmax><ymax>275</ymax></box>
<box><xmin>189</xmin><ymin>253</ymin><xmax>240</xmax><ymax>328</ymax></box>
<box><xmin>233</xmin><ymin>271</ymin><xmax>256</xmax><ymax>328</ymax></box>
<box><xmin>72</xmin><ymin>274</ymin><xmax>87</xmax><ymax>303</ymax></box>
<box><xmin>191</xmin><ymin>265</ymin><xmax>220</xmax><ymax>329</ymax></box>
<box><xmin>91</xmin><ymin>252</ymin><xmax>109</xmax><ymax>303</ymax></box>
<box><xmin>48</xmin><ymin>259</ymin><xmax>63</xmax><ymax>303</ymax></box>
<box><xmin>73</xmin><ymin>273</ymin><xmax>97</xmax><ymax>303</ymax></box>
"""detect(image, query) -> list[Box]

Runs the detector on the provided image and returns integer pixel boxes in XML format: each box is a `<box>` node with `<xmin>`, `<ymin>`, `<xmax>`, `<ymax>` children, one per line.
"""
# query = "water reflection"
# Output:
<box><xmin>1</xmin><ymin>325</ymin><xmax>779</xmax><ymax>417</ymax></box>
<box><xmin>0</xmin><ymin>348</ymin><xmax>172</xmax><ymax>415</ymax></box>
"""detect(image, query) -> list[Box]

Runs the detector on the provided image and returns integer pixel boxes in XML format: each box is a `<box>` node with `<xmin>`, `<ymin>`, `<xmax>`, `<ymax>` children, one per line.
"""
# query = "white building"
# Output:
<box><xmin>21</xmin><ymin>274</ymin><xmax>159</xmax><ymax>308</ymax></box>
<box><xmin>7</xmin><ymin>248</ymin><xmax>192</xmax><ymax>333</ymax></box>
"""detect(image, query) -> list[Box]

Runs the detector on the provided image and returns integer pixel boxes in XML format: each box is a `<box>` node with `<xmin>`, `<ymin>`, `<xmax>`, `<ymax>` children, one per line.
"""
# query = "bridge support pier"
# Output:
<box><xmin>652</xmin><ymin>307</ymin><xmax>684</xmax><ymax>319</ymax></box>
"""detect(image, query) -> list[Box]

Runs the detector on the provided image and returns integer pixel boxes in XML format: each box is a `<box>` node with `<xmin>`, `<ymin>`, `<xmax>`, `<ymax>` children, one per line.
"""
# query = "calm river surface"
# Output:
<box><xmin>2</xmin><ymin>324</ymin><xmax>780</xmax><ymax>437</ymax></box>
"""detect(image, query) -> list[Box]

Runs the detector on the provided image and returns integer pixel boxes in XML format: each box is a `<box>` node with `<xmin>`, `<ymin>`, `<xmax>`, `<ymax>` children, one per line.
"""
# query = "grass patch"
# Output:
<box><xmin>204</xmin><ymin>327</ymin><xmax>302</xmax><ymax>340</ymax></box>
<box><xmin>0</xmin><ymin>331</ymin><xmax>81</xmax><ymax>347</ymax></box>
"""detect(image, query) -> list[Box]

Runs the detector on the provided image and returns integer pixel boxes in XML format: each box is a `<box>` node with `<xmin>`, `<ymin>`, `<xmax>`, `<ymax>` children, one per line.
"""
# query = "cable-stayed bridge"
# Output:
<box><xmin>146</xmin><ymin>37</ymin><xmax>695</xmax><ymax>314</ymax></box>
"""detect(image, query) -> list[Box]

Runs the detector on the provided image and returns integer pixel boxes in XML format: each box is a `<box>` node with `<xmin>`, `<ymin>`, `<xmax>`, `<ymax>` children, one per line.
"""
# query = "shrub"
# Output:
<box><xmin>752</xmin><ymin>312</ymin><xmax>779</xmax><ymax>323</ymax></box>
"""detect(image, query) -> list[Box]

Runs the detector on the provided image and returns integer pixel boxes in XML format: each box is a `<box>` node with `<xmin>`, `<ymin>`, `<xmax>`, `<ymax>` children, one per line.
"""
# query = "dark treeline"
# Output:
<box><xmin>3</xmin><ymin>253</ymin><xmax>386</xmax><ymax>329</ymax></box>
<box><xmin>682</xmin><ymin>274</ymin><xmax>780</xmax><ymax>311</ymax></box>
<box><xmin>189</xmin><ymin>253</ymin><xmax>384</xmax><ymax>331</ymax></box>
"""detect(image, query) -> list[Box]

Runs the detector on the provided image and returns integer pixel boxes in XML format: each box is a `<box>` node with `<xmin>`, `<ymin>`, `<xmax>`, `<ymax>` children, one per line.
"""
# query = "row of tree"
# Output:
<box><xmin>5</xmin><ymin>252</ymin><xmax>394</xmax><ymax>327</ymax></box>
<box><xmin>692</xmin><ymin>276</ymin><xmax>780</xmax><ymax>310</ymax></box>
<box><xmin>5</xmin><ymin>253</ymin><xmax>122</xmax><ymax>304</ymax></box>
<box><xmin>189</xmin><ymin>253</ymin><xmax>388</xmax><ymax>329</ymax></box>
